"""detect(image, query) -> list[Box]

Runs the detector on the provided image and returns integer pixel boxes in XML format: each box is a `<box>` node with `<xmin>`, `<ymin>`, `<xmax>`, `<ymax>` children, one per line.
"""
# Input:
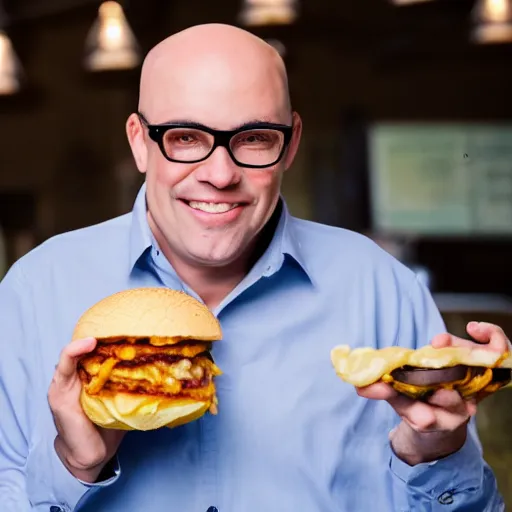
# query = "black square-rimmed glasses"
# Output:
<box><xmin>137</xmin><ymin>112</ymin><xmax>293</xmax><ymax>169</ymax></box>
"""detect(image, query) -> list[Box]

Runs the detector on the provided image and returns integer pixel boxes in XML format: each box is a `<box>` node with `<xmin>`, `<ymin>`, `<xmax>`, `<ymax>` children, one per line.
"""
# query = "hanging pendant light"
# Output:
<box><xmin>472</xmin><ymin>0</ymin><xmax>512</xmax><ymax>44</ymax></box>
<box><xmin>239</xmin><ymin>0</ymin><xmax>299</xmax><ymax>27</ymax></box>
<box><xmin>0</xmin><ymin>30</ymin><xmax>22</xmax><ymax>95</ymax></box>
<box><xmin>84</xmin><ymin>1</ymin><xmax>141</xmax><ymax>72</ymax></box>
<box><xmin>390</xmin><ymin>0</ymin><xmax>434</xmax><ymax>5</ymax></box>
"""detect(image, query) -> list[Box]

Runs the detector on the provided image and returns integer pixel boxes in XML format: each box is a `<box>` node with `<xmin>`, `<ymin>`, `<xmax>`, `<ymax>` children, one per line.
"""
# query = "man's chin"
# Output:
<box><xmin>181</xmin><ymin>237</ymin><xmax>253</xmax><ymax>269</ymax></box>
<box><xmin>187</xmin><ymin>250</ymin><xmax>246</xmax><ymax>268</ymax></box>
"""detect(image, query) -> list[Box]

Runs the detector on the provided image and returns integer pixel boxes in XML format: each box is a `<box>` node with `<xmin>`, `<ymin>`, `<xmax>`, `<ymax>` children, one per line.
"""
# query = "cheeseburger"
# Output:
<box><xmin>74</xmin><ymin>287</ymin><xmax>222</xmax><ymax>431</ymax></box>
<box><xmin>331</xmin><ymin>344</ymin><xmax>512</xmax><ymax>400</ymax></box>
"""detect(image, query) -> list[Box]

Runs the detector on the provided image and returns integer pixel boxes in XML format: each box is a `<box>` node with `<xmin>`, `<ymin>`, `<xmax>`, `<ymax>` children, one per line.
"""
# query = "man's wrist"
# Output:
<box><xmin>54</xmin><ymin>435</ymin><xmax>107</xmax><ymax>483</ymax></box>
<box><xmin>390</xmin><ymin>421</ymin><xmax>468</xmax><ymax>466</ymax></box>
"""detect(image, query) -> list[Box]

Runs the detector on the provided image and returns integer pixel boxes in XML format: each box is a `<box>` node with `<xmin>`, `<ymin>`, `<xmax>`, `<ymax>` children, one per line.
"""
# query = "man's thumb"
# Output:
<box><xmin>55</xmin><ymin>337</ymin><xmax>96</xmax><ymax>380</ymax></box>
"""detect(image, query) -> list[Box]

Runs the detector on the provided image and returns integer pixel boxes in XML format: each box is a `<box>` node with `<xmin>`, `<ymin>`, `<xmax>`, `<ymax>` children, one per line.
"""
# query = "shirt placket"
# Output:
<box><xmin>199</xmin><ymin>413</ymin><xmax>219</xmax><ymax>512</ymax></box>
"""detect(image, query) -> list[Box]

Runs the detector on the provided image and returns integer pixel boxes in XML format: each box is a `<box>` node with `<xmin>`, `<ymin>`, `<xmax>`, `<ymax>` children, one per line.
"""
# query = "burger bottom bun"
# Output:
<box><xmin>80</xmin><ymin>389</ymin><xmax>211</xmax><ymax>431</ymax></box>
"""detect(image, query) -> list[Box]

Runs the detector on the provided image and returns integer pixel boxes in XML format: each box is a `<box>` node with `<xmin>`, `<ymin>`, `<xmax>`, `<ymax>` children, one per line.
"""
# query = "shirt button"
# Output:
<box><xmin>206</xmin><ymin>507</ymin><xmax>219</xmax><ymax>512</ymax></box>
<box><xmin>437</xmin><ymin>491</ymin><xmax>454</xmax><ymax>504</ymax></box>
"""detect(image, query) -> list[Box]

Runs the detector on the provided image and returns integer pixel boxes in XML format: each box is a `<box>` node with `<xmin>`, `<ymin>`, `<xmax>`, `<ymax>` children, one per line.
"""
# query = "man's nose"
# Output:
<box><xmin>194</xmin><ymin>147</ymin><xmax>242</xmax><ymax>189</ymax></box>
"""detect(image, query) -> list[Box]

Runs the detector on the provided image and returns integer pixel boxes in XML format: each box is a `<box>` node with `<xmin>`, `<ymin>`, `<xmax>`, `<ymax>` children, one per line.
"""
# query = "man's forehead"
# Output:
<box><xmin>139</xmin><ymin>45</ymin><xmax>289</xmax><ymax>128</ymax></box>
<box><xmin>142</xmin><ymin>84</ymin><xmax>288</xmax><ymax>129</ymax></box>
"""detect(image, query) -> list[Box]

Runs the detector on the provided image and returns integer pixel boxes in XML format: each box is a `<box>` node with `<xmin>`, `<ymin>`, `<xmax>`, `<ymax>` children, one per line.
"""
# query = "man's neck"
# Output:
<box><xmin>165</xmin><ymin>255</ymin><xmax>249</xmax><ymax>310</ymax></box>
<box><xmin>150</xmin><ymin>202</ymin><xmax>282</xmax><ymax>310</ymax></box>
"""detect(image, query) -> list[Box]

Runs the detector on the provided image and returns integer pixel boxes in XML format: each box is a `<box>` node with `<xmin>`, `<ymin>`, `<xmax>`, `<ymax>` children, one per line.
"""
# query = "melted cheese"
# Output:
<box><xmin>82</xmin><ymin>356</ymin><xmax>221</xmax><ymax>395</ymax></box>
<box><xmin>87</xmin><ymin>358</ymin><xmax>118</xmax><ymax>394</ymax></box>
<box><xmin>380</xmin><ymin>367</ymin><xmax>496</xmax><ymax>399</ymax></box>
<box><xmin>330</xmin><ymin>344</ymin><xmax>507</xmax><ymax>388</ymax></box>
<box><xmin>117</xmin><ymin>346</ymin><xmax>137</xmax><ymax>360</ymax></box>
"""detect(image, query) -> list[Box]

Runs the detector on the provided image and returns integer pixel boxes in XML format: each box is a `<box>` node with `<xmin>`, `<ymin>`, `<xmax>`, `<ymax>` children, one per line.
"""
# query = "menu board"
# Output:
<box><xmin>368</xmin><ymin>123</ymin><xmax>512</xmax><ymax>235</ymax></box>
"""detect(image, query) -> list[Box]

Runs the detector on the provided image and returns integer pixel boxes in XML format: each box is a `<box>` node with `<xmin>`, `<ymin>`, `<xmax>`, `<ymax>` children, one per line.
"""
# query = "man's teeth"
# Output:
<box><xmin>188</xmin><ymin>201</ymin><xmax>239</xmax><ymax>213</ymax></box>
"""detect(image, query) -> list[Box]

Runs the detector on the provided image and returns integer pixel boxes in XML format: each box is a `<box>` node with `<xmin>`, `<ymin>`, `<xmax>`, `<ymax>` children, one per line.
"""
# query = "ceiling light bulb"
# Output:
<box><xmin>239</xmin><ymin>0</ymin><xmax>298</xmax><ymax>26</ymax></box>
<box><xmin>472</xmin><ymin>0</ymin><xmax>512</xmax><ymax>44</ymax></box>
<box><xmin>482</xmin><ymin>0</ymin><xmax>511</xmax><ymax>22</ymax></box>
<box><xmin>0</xmin><ymin>31</ymin><xmax>22</xmax><ymax>95</ymax></box>
<box><xmin>84</xmin><ymin>1</ymin><xmax>141</xmax><ymax>71</ymax></box>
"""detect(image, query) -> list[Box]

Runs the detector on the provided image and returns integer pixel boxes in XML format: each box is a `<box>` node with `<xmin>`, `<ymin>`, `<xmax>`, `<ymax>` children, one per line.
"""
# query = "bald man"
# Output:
<box><xmin>0</xmin><ymin>24</ymin><xmax>508</xmax><ymax>512</ymax></box>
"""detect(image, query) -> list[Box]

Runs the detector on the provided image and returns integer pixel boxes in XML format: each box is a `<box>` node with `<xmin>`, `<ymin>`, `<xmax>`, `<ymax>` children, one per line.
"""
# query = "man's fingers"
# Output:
<box><xmin>465</xmin><ymin>398</ymin><xmax>478</xmax><ymax>417</ymax></box>
<box><xmin>357</xmin><ymin>382</ymin><xmax>476</xmax><ymax>433</ymax></box>
<box><xmin>431</xmin><ymin>322</ymin><xmax>510</xmax><ymax>353</ymax></box>
<box><xmin>430</xmin><ymin>333</ymin><xmax>455</xmax><ymax>349</ymax></box>
<box><xmin>55</xmin><ymin>338</ymin><xmax>96</xmax><ymax>381</ymax></box>
<box><xmin>358</xmin><ymin>384</ymin><xmax>440</xmax><ymax>431</ymax></box>
<box><xmin>356</xmin><ymin>382</ymin><xmax>398</xmax><ymax>401</ymax></box>
<box><xmin>387</xmin><ymin>393</ymin><xmax>438</xmax><ymax>431</ymax></box>
<box><xmin>427</xmin><ymin>389</ymin><xmax>467</xmax><ymax>414</ymax></box>
<box><xmin>466</xmin><ymin>322</ymin><xmax>510</xmax><ymax>352</ymax></box>
<box><xmin>431</xmin><ymin>331</ymin><xmax>483</xmax><ymax>350</ymax></box>
<box><xmin>427</xmin><ymin>390</ymin><xmax>474</xmax><ymax>431</ymax></box>
<box><xmin>389</xmin><ymin>390</ymin><xmax>471</xmax><ymax>432</ymax></box>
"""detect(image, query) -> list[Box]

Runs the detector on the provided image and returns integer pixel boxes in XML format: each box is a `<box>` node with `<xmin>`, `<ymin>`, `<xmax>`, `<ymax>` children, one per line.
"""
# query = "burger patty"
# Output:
<box><xmin>102</xmin><ymin>377</ymin><xmax>217</xmax><ymax>401</ymax></box>
<box><xmin>78</xmin><ymin>342</ymin><xmax>221</xmax><ymax>398</ymax></box>
<box><xmin>95</xmin><ymin>341</ymin><xmax>210</xmax><ymax>360</ymax></box>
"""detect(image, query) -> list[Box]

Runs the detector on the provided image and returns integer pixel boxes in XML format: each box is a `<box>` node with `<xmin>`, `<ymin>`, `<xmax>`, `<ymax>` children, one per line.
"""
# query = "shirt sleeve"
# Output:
<box><xmin>0</xmin><ymin>262</ymin><xmax>121</xmax><ymax>512</ymax></box>
<box><xmin>387</xmin><ymin>274</ymin><xmax>505</xmax><ymax>511</ymax></box>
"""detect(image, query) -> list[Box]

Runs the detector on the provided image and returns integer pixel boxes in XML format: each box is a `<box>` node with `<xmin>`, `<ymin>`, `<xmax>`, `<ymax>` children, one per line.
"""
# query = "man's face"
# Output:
<box><xmin>130</xmin><ymin>54</ymin><xmax>301</xmax><ymax>268</ymax></box>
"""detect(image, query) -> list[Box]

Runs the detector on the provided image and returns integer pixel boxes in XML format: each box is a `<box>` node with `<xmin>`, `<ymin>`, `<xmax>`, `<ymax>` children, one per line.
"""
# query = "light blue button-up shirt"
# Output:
<box><xmin>0</xmin><ymin>185</ymin><xmax>504</xmax><ymax>512</ymax></box>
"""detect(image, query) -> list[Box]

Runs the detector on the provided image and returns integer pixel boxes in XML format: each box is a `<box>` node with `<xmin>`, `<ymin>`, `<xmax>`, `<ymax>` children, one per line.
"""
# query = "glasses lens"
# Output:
<box><xmin>162</xmin><ymin>128</ymin><xmax>214</xmax><ymax>161</ymax></box>
<box><xmin>230</xmin><ymin>129</ymin><xmax>285</xmax><ymax>166</ymax></box>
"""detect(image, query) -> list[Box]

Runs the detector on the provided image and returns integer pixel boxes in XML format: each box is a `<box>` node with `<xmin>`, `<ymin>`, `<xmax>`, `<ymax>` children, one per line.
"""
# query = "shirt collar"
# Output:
<box><xmin>271</xmin><ymin>199</ymin><xmax>312</xmax><ymax>281</ymax></box>
<box><xmin>128</xmin><ymin>183</ymin><xmax>312</xmax><ymax>282</ymax></box>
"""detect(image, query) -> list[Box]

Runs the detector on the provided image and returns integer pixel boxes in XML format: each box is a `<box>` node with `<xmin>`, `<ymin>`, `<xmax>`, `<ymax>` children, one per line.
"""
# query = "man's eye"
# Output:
<box><xmin>240</xmin><ymin>133</ymin><xmax>270</xmax><ymax>144</ymax></box>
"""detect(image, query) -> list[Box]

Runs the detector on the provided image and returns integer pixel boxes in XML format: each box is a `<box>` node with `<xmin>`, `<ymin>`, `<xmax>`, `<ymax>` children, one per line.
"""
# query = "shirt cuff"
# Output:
<box><xmin>389</xmin><ymin>431</ymin><xmax>483</xmax><ymax>497</ymax></box>
<box><xmin>46</xmin><ymin>441</ymin><xmax>93</xmax><ymax>510</ymax></box>
<box><xmin>48</xmin><ymin>443</ymin><xmax>120</xmax><ymax>510</ymax></box>
<box><xmin>77</xmin><ymin>456</ymin><xmax>121</xmax><ymax>487</ymax></box>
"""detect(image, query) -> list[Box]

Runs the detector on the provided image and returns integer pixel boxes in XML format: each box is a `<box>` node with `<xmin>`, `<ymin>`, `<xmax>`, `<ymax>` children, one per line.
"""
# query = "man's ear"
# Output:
<box><xmin>126</xmin><ymin>113</ymin><xmax>148</xmax><ymax>174</ymax></box>
<box><xmin>284</xmin><ymin>111</ymin><xmax>303</xmax><ymax>171</ymax></box>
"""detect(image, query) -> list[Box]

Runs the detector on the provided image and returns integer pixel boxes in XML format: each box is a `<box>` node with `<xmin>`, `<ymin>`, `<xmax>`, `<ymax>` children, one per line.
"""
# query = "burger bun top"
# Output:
<box><xmin>72</xmin><ymin>287</ymin><xmax>222</xmax><ymax>344</ymax></box>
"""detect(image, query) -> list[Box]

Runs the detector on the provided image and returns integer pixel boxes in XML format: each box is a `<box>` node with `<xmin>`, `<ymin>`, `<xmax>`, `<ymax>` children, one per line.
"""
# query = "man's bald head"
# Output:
<box><xmin>125</xmin><ymin>24</ymin><xmax>303</xmax><ymax>282</ymax></box>
<box><xmin>138</xmin><ymin>24</ymin><xmax>291</xmax><ymax>127</ymax></box>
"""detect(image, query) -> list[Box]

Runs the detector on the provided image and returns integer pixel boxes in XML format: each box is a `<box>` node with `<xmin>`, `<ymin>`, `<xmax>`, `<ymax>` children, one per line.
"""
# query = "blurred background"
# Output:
<box><xmin>1</xmin><ymin>0</ymin><xmax>512</xmax><ymax>503</ymax></box>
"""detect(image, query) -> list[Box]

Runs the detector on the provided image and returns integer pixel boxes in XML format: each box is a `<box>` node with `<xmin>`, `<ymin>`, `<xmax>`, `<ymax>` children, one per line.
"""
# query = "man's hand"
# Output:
<box><xmin>356</xmin><ymin>322</ymin><xmax>511</xmax><ymax>466</ymax></box>
<box><xmin>48</xmin><ymin>337</ymin><xmax>126</xmax><ymax>482</ymax></box>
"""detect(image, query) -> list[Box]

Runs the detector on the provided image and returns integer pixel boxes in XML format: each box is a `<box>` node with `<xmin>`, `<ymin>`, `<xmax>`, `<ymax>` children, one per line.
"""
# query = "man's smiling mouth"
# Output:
<box><xmin>185</xmin><ymin>201</ymin><xmax>240</xmax><ymax>214</ymax></box>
